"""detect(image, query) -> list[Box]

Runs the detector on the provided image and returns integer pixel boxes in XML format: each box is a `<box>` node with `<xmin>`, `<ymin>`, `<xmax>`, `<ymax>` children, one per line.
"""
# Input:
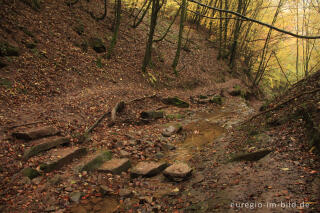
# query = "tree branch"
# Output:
<box><xmin>188</xmin><ymin>0</ymin><xmax>320</xmax><ymax>39</ymax></box>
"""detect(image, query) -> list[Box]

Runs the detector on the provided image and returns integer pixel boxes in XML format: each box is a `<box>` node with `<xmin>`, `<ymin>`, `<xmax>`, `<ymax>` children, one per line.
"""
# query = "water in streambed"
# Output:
<box><xmin>165</xmin><ymin>113</ymin><xmax>226</xmax><ymax>162</ymax></box>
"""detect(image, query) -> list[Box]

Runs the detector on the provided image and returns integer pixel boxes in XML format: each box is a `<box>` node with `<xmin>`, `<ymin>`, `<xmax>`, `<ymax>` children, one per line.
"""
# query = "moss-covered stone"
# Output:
<box><xmin>0</xmin><ymin>42</ymin><xmax>19</xmax><ymax>56</ymax></box>
<box><xmin>140</xmin><ymin>111</ymin><xmax>164</xmax><ymax>119</ymax></box>
<box><xmin>209</xmin><ymin>96</ymin><xmax>222</xmax><ymax>105</ymax></box>
<box><xmin>89</xmin><ymin>37</ymin><xmax>106</xmax><ymax>53</ymax></box>
<box><xmin>80</xmin><ymin>151</ymin><xmax>112</xmax><ymax>172</ymax></box>
<box><xmin>162</xmin><ymin>97</ymin><xmax>189</xmax><ymax>108</ymax></box>
<box><xmin>22</xmin><ymin>167</ymin><xmax>40</xmax><ymax>179</ymax></box>
<box><xmin>229</xmin><ymin>149</ymin><xmax>272</xmax><ymax>162</ymax></box>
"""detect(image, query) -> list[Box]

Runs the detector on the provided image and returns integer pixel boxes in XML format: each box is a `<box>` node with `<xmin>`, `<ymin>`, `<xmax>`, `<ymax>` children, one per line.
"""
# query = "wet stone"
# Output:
<box><xmin>162</xmin><ymin>124</ymin><xmax>182</xmax><ymax>137</ymax></box>
<box><xmin>163</xmin><ymin>163</ymin><xmax>192</xmax><ymax>182</ymax></box>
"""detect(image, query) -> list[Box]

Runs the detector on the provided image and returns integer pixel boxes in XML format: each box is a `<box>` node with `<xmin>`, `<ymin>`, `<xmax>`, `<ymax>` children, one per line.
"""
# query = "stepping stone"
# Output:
<box><xmin>79</xmin><ymin>150</ymin><xmax>112</xmax><ymax>172</ymax></box>
<box><xmin>13</xmin><ymin>126</ymin><xmax>59</xmax><ymax>140</ymax></box>
<box><xmin>130</xmin><ymin>161</ymin><xmax>168</xmax><ymax>178</ymax></box>
<box><xmin>162</xmin><ymin>97</ymin><xmax>189</xmax><ymax>108</ymax></box>
<box><xmin>162</xmin><ymin>124</ymin><xmax>182</xmax><ymax>137</ymax></box>
<box><xmin>40</xmin><ymin>147</ymin><xmax>87</xmax><ymax>172</ymax></box>
<box><xmin>23</xmin><ymin>136</ymin><xmax>69</xmax><ymax>159</ymax></box>
<box><xmin>140</xmin><ymin>111</ymin><xmax>164</xmax><ymax>120</ymax></box>
<box><xmin>163</xmin><ymin>163</ymin><xmax>192</xmax><ymax>182</ymax></box>
<box><xmin>98</xmin><ymin>158</ymin><xmax>131</xmax><ymax>174</ymax></box>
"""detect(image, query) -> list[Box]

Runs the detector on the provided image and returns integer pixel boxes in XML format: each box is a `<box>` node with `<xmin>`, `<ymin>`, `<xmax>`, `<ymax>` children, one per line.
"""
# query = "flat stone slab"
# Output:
<box><xmin>130</xmin><ymin>161</ymin><xmax>168</xmax><ymax>178</ymax></box>
<box><xmin>163</xmin><ymin>163</ymin><xmax>192</xmax><ymax>181</ymax></box>
<box><xmin>40</xmin><ymin>147</ymin><xmax>87</xmax><ymax>172</ymax></box>
<box><xmin>23</xmin><ymin>136</ymin><xmax>70</xmax><ymax>159</ymax></box>
<box><xmin>98</xmin><ymin>158</ymin><xmax>131</xmax><ymax>174</ymax></box>
<box><xmin>79</xmin><ymin>150</ymin><xmax>112</xmax><ymax>172</ymax></box>
<box><xmin>13</xmin><ymin>126</ymin><xmax>59</xmax><ymax>140</ymax></box>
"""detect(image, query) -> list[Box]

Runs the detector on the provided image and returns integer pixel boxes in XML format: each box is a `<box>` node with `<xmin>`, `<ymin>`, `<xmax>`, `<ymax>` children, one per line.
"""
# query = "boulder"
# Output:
<box><xmin>98</xmin><ymin>158</ymin><xmax>131</xmax><ymax>174</ymax></box>
<box><xmin>130</xmin><ymin>161</ymin><xmax>168</xmax><ymax>178</ymax></box>
<box><xmin>163</xmin><ymin>163</ymin><xmax>192</xmax><ymax>181</ymax></box>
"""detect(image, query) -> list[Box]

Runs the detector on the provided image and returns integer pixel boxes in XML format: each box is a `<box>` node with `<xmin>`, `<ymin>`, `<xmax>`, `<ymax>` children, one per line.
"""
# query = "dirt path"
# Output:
<box><xmin>1</xmin><ymin>81</ymin><xmax>319</xmax><ymax>212</ymax></box>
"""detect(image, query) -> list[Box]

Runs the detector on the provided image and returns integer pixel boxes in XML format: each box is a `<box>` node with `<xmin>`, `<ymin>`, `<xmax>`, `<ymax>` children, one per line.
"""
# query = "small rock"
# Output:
<box><xmin>139</xmin><ymin>196</ymin><xmax>153</xmax><ymax>204</ymax></box>
<box><xmin>69</xmin><ymin>191</ymin><xmax>83</xmax><ymax>203</ymax></box>
<box><xmin>163</xmin><ymin>163</ymin><xmax>192</xmax><ymax>182</ymax></box>
<box><xmin>100</xmin><ymin>185</ymin><xmax>114</xmax><ymax>196</ymax></box>
<box><xmin>130</xmin><ymin>161</ymin><xmax>168</xmax><ymax>178</ymax></box>
<box><xmin>162</xmin><ymin>124</ymin><xmax>182</xmax><ymax>137</ymax></box>
<box><xmin>119</xmin><ymin>188</ymin><xmax>132</xmax><ymax>197</ymax></box>
<box><xmin>65</xmin><ymin>187</ymin><xmax>73</xmax><ymax>192</ymax></box>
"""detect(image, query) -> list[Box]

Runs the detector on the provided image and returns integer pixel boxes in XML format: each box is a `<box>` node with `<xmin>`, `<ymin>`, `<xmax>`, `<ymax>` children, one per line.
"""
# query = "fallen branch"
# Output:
<box><xmin>244</xmin><ymin>88</ymin><xmax>320</xmax><ymax>123</ymax></box>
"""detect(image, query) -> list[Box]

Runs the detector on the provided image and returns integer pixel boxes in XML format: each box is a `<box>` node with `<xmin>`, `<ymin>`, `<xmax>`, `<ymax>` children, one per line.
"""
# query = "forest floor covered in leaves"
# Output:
<box><xmin>0</xmin><ymin>0</ymin><xmax>319</xmax><ymax>212</ymax></box>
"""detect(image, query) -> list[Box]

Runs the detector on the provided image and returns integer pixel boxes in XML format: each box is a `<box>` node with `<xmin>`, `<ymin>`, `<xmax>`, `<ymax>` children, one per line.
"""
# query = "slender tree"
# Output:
<box><xmin>172</xmin><ymin>0</ymin><xmax>187</xmax><ymax>74</ymax></box>
<box><xmin>142</xmin><ymin>0</ymin><xmax>162</xmax><ymax>72</ymax></box>
<box><xmin>107</xmin><ymin>0</ymin><xmax>121</xmax><ymax>59</ymax></box>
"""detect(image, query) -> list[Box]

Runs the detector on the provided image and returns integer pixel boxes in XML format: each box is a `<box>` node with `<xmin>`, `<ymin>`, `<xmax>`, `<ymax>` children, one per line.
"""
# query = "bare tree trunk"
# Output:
<box><xmin>142</xmin><ymin>0</ymin><xmax>161</xmax><ymax>73</ymax></box>
<box><xmin>172</xmin><ymin>0</ymin><xmax>187</xmax><ymax>74</ymax></box>
<box><xmin>107</xmin><ymin>0</ymin><xmax>121</xmax><ymax>59</ymax></box>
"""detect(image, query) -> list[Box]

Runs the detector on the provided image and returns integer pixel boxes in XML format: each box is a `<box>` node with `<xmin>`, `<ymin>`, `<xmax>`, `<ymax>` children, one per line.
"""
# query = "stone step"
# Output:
<box><xmin>130</xmin><ymin>161</ymin><xmax>168</xmax><ymax>178</ymax></box>
<box><xmin>98</xmin><ymin>158</ymin><xmax>131</xmax><ymax>174</ymax></box>
<box><xmin>23</xmin><ymin>136</ymin><xmax>70</xmax><ymax>159</ymax></box>
<box><xmin>76</xmin><ymin>150</ymin><xmax>112</xmax><ymax>172</ymax></box>
<box><xmin>40</xmin><ymin>147</ymin><xmax>87</xmax><ymax>172</ymax></box>
<box><xmin>12</xmin><ymin>126</ymin><xmax>59</xmax><ymax>140</ymax></box>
